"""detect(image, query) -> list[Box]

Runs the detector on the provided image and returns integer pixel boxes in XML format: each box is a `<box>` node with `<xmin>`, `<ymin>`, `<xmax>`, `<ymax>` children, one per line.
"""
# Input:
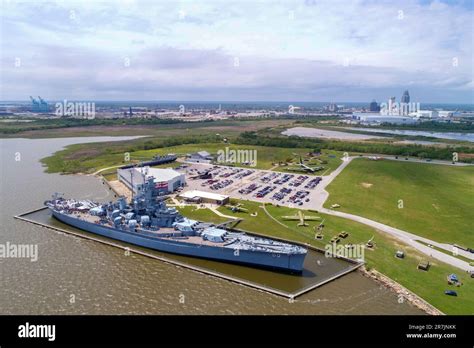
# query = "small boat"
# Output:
<box><xmin>444</xmin><ymin>290</ymin><xmax>457</xmax><ymax>296</ymax></box>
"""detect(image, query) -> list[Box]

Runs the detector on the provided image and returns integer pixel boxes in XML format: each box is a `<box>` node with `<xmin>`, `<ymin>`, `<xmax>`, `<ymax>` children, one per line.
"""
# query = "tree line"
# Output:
<box><xmin>235</xmin><ymin>131</ymin><xmax>474</xmax><ymax>163</ymax></box>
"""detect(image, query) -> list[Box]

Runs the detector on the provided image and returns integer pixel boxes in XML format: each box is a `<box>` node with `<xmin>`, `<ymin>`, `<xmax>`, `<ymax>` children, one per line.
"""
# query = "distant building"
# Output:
<box><xmin>437</xmin><ymin>111</ymin><xmax>456</xmax><ymax>118</ymax></box>
<box><xmin>352</xmin><ymin>113</ymin><xmax>418</xmax><ymax>125</ymax></box>
<box><xmin>30</xmin><ymin>96</ymin><xmax>49</xmax><ymax>113</ymax></box>
<box><xmin>186</xmin><ymin>151</ymin><xmax>213</xmax><ymax>164</ymax></box>
<box><xmin>369</xmin><ymin>100</ymin><xmax>380</xmax><ymax>112</ymax></box>
<box><xmin>179</xmin><ymin>190</ymin><xmax>229</xmax><ymax>205</ymax></box>
<box><xmin>401</xmin><ymin>90</ymin><xmax>410</xmax><ymax>104</ymax></box>
<box><xmin>414</xmin><ymin>110</ymin><xmax>439</xmax><ymax>119</ymax></box>
<box><xmin>117</xmin><ymin>166</ymin><xmax>185</xmax><ymax>195</ymax></box>
<box><xmin>329</xmin><ymin>103</ymin><xmax>338</xmax><ymax>112</ymax></box>
<box><xmin>388</xmin><ymin>97</ymin><xmax>396</xmax><ymax>115</ymax></box>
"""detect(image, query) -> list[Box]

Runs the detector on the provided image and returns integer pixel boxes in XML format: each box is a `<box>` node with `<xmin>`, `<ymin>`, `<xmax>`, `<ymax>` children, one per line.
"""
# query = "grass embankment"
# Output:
<box><xmin>325</xmin><ymin>159</ymin><xmax>474</xmax><ymax>248</ymax></box>
<box><xmin>179</xmin><ymin>199</ymin><xmax>473</xmax><ymax>314</ymax></box>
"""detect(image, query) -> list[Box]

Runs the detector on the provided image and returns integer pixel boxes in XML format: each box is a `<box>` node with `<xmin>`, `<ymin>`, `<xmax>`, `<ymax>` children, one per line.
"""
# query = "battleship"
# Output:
<box><xmin>44</xmin><ymin>177</ymin><xmax>307</xmax><ymax>272</ymax></box>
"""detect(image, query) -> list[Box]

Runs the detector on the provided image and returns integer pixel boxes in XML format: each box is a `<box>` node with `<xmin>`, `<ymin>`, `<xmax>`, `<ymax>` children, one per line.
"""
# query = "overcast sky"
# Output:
<box><xmin>1</xmin><ymin>0</ymin><xmax>473</xmax><ymax>103</ymax></box>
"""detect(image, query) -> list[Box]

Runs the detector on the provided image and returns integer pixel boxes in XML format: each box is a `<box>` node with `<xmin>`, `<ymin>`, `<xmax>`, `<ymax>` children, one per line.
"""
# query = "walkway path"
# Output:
<box><xmin>92</xmin><ymin>164</ymin><xmax>124</xmax><ymax>176</ymax></box>
<box><xmin>261</xmin><ymin>204</ymin><xmax>291</xmax><ymax>229</ymax></box>
<box><xmin>315</xmin><ymin>156</ymin><xmax>473</xmax><ymax>272</ymax></box>
<box><xmin>208</xmin><ymin>207</ymin><xmax>239</xmax><ymax>220</ymax></box>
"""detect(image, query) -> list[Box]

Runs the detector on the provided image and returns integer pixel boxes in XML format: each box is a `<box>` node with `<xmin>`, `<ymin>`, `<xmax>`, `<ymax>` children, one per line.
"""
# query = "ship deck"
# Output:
<box><xmin>64</xmin><ymin>210</ymin><xmax>303</xmax><ymax>253</ymax></box>
<box><xmin>66</xmin><ymin>211</ymin><xmax>229</xmax><ymax>247</ymax></box>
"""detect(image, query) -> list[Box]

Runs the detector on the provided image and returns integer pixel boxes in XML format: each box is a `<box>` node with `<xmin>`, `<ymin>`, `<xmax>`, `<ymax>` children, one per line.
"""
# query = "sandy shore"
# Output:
<box><xmin>282</xmin><ymin>127</ymin><xmax>385</xmax><ymax>141</ymax></box>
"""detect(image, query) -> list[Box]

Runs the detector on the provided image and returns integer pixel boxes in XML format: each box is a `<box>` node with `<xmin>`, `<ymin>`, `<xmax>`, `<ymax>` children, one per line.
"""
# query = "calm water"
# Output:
<box><xmin>0</xmin><ymin>137</ymin><xmax>423</xmax><ymax>314</ymax></box>
<box><xmin>346</xmin><ymin>127</ymin><xmax>474</xmax><ymax>142</ymax></box>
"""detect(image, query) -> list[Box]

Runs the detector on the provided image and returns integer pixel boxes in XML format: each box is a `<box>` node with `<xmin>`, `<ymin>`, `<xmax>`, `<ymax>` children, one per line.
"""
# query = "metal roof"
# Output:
<box><xmin>179</xmin><ymin>190</ymin><xmax>228</xmax><ymax>201</ymax></box>
<box><xmin>196</xmin><ymin>151</ymin><xmax>211</xmax><ymax>157</ymax></box>
<box><xmin>119</xmin><ymin>166</ymin><xmax>183</xmax><ymax>183</ymax></box>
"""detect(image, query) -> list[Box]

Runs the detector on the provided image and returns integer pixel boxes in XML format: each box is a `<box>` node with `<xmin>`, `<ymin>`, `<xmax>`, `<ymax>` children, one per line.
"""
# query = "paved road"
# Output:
<box><xmin>314</xmin><ymin>156</ymin><xmax>473</xmax><ymax>272</ymax></box>
<box><xmin>319</xmin><ymin>207</ymin><xmax>472</xmax><ymax>271</ymax></box>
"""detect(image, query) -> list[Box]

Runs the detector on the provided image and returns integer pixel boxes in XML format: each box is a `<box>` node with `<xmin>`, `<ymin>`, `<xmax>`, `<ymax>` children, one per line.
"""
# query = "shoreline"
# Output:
<box><xmin>360</xmin><ymin>267</ymin><xmax>443</xmax><ymax>315</ymax></box>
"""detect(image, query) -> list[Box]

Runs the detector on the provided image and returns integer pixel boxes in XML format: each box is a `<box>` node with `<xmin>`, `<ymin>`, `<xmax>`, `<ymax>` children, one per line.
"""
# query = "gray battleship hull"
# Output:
<box><xmin>51</xmin><ymin>210</ymin><xmax>306</xmax><ymax>272</ymax></box>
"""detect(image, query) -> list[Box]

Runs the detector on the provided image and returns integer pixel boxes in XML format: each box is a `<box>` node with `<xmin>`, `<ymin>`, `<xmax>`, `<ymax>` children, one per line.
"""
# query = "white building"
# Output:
<box><xmin>437</xmin><ymin>111</ymin><xmax>456</xmax><ymax>118</ymax></box>
<box><xmin>117</xmin><ymin>166</ymin><xmax>185</xmax><ymax>195</ymax></box>
<box><xmin>414</xmin><ymin>110</ymin><xmax>439</xmax><ymax>119</ymax></box>
<box><xmin>352</xmin><ymin>113</ymin><xmax>418</xmax><ymax>125</ymax></box>
<box><xmin>179</xmin><ymin>190</ymin><xmax>229</xmax><ymax>205</ymax></box>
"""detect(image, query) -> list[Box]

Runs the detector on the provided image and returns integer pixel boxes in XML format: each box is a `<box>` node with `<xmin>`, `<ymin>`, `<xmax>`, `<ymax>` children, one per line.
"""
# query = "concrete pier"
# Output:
<box><xmin>15</xmin><ymin>207</ymin><xmax>362</xmax><ymax>299</ymax></box>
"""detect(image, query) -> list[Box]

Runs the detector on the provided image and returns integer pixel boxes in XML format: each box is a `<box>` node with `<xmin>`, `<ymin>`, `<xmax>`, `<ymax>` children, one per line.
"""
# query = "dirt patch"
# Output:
<box><xmin>360</xmin><ymin>182</ymin><xmax>373</xmax><ymax>188</ymax></box>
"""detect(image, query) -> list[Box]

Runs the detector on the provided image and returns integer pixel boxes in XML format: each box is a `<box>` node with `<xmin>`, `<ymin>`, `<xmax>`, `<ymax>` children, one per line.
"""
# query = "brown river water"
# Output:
<box><xmin>0</xmin><ymin>137</ymin><xmax>423</xmax><ymax>314</ymax></box>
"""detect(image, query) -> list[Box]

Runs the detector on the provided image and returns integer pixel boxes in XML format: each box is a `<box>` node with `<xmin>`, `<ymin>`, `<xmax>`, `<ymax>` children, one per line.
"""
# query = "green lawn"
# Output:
<box><xmin>42</xmin><ymin>142</ymin><xmax>343</xmax><ymax>175</ymax></box>
<box><xmin>177</xmin><ymin>199</ymin><xmax>474</xmax><ymax>314</ymax></box>
<box><xmin>325</xmin><ymin>159</ymin><xmax>474</xmax><ymax>248</ymax></box>
<box><xmin>175</xmin><ymin>206</ymin><xmax>229</xmax><ymax>224</ymax></box>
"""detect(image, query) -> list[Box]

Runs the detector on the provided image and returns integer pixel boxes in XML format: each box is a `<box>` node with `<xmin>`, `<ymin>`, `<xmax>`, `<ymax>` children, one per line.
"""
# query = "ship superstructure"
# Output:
<box><xmin>45</xmin><ymin>177</ymin><xmax>307</xmax><ymax>272</ymax></box>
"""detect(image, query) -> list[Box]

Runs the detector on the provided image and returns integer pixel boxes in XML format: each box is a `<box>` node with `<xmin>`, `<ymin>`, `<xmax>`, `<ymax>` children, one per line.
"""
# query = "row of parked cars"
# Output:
<box><xmin>201</xmin><ymin>179</ymin><xmax>218</xmax><ymax>187</ymax></box>
<box><xmin>235</xmin><ymin>169</ymin><xmax>254</xmax><ymax>179</ymax></box>
<box><xmin>210</xmin><ymin>179</ymin><xmax>233</xmax><ymax>190</ymax></box>
<box><xmin>271</xmin><ymin>187</ymin><xmax>292</xmax><ymax>201</ymax></box>
<box><xmin>218</xmin><ymin>169</ymin><xmax>240</xmax><ymax>178</ymax></box>
<box><xmin>289</xmin><ymin>190</ymin><xmax>311</xmax><ymax>205</ymax></box>
<box><xmin>274</xmin><ymin>174</ymin><xmax>294</xmax><ymax>185</ymax></box>
<box><xmin>238</xmin><ymin>183</ymin><xmax>260</xmax><ymax>195</ymax></box>
<box><xmin>305</xmin><ymin>177</ymin><xmax>322</xmax><ymax>189</ymax></box>
<box><xmin>261</xmin><ymin>172</ymin><xmax>280</xmax><ymax>183</ymax></box>
<box><xmin>289</xmin><ymin>175</ymin><xmax>309</xmax><ymax>187</ymax></box>
<box><xmin>255</xmin><ymin>185</ymin><xmax>277</xmax><ymax>198</ymax></box>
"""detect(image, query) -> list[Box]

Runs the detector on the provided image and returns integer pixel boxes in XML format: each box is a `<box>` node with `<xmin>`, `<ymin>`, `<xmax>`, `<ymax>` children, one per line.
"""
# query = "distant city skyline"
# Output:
<box><xmin>1</xmin><ymin>0</ymin><xmax>473</xmax><ymax>103</ymax></box>
<box><xmin>1</xmin><ymin>97</ymin><xmax>474</xmax><ymax>106</ymax></box>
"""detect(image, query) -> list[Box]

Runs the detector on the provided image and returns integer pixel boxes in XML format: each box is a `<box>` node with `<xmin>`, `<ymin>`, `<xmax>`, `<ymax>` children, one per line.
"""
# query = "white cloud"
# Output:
<box><xmin>0</xmin><ymin>0</ymin><xmax>472</xmax><ymax>102</ymax></box>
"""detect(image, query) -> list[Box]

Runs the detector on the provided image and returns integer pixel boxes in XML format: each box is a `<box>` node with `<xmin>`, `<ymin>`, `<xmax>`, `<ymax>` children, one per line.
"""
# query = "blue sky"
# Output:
<box><xmin>1</xmin><ymin>0</ymin><xmax>473</xmax><ymax>103</ymax></box>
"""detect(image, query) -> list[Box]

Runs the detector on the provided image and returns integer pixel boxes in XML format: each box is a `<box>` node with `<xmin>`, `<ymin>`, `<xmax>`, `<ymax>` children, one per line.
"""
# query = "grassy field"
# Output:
<box><xmin>133</xmin><ymin>144</ymin><xmax>342</xmax><ymax>173</ymax></box>
<box><xmin>325</xmin><ymin>159</ymin><xmax>474</xmax><ymax>247</ymax></box>
<box><xmin>1</xmin><ymin>118</ymin><xmax>294</xmax><ymax>138</ymax></box>
<box><xmin>175</xmin><ymin>206</ymin><xmax>229</xmax><ymax>224</ymax></box>
<box><xmin>177</xmin><ymin>199</ymin><xmax>473</xmax><ymax>314</ymax></box>
<box><xmin>42</xmin><ymin>140</ymin><xmax>343</xmax><ymax>175</ymax></box>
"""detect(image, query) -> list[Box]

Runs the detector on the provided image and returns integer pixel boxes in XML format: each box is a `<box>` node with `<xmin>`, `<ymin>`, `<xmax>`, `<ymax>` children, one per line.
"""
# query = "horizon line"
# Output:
<box><xmin>1</xmin><ymin>100</ymin><xmax>473</xmax><ymax>105</ymax></box>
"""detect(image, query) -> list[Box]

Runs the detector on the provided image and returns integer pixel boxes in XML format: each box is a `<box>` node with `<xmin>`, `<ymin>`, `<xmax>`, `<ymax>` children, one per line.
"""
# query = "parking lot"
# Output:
<box><xmin>175</xmin><ymin>162</ymin><xmax>332</xmax><ymax>210</ymax></box>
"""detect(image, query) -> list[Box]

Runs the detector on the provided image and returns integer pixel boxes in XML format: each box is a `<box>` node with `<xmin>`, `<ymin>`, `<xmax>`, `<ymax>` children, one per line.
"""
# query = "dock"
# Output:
<box><xmin>14</xmin><ymin>207</ymin><xmax>363</xmax><ymax>299</ymax></box>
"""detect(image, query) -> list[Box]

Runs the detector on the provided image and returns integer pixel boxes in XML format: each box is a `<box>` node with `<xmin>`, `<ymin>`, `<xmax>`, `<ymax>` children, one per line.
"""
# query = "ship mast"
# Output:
<box><xmin>130</xmin><ymin>166</ymin><xmax>134</xmax><ymax>201</ymax></box>
<box><xmin>141</xmin><ymin>163</ymin><xmax>146</xmax><ymax>186</ymax></box>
